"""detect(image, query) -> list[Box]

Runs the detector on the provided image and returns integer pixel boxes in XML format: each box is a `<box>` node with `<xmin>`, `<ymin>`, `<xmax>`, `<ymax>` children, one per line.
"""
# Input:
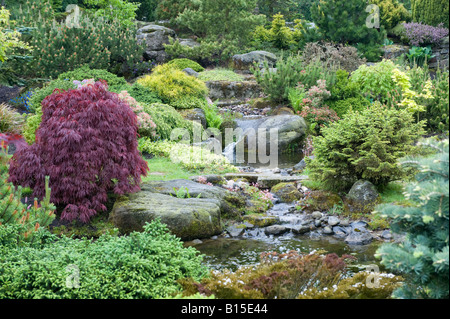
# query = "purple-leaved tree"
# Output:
<box><xmin>8</xmin><ymin>81</ymin><xmax>149</xmax><ymax>223</ymax></box>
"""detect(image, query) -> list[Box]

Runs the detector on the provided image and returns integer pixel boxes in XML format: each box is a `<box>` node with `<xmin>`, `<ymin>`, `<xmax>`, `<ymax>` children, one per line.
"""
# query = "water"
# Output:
<box><xmin>186</xmin><ymin>236</ymin><xmax>382</xmax><ymax>272</ymax></box>
<box><xmin>186</xmin><ymin>203</ymin><xmax>383</xmax><ymax>272</ymax></box>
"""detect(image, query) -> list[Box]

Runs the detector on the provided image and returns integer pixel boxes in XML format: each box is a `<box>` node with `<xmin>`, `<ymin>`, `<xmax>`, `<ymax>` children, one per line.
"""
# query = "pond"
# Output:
<box><xmin>186</xmin><ymin>233</ymin><xmax>383</xmax><ymax>273</ymax></box>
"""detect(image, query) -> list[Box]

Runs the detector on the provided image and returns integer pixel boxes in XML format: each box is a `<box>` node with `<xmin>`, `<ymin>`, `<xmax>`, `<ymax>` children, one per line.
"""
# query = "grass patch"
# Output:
<box><xmin>142</xmin><ymin>156</ymin><xmax>201</xmax><ymax>182</ymax></box>
<box><xmin>198</xmin><ymin>68</ymin><xmax>245</xmax><ymax>82</ymax></box>
<box><xmin>378</xmin><ymin>181</ymin><xmax>409</xmax><ymax>205</ymax></box>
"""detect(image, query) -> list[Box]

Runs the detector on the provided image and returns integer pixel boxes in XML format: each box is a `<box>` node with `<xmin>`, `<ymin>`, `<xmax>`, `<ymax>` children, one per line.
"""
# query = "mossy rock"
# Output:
<box><xmin>242</xmin><ymin>214</ymin><xmax>280</xmax><ymax>227</ymax></box>
<box><xmin>271</xmin><ymin>182</ymin><xmax>302</xmax><ymax>203</ymax></box>
<box><xmin>249</xmin><ymin>97</ymin><xmax>278</xmax><ymax>109</ymax></box>
<box><xmin>303</xmin><ymin>190</ymin><xmax>342</xmax><ymax>213</ymax></box>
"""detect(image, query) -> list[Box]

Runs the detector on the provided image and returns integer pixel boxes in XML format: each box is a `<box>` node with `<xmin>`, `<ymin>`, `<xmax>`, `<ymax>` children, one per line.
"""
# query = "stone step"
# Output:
<box><xmin>224</xmin><ymin>173</ymin><xmax>308</xmax><ymax>188</ymax></box>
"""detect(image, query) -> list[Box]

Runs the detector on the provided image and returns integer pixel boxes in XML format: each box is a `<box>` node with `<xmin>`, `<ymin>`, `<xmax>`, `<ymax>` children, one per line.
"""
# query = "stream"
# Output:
<box><xmin>186</xmin><ymin>115</ymin><xmax>385</xmax><ymax>274</ymax></box>
<box><xmin>186</xmin><ymin>201</ymin><xmax>384</xmax><ymax>273</ymax></box>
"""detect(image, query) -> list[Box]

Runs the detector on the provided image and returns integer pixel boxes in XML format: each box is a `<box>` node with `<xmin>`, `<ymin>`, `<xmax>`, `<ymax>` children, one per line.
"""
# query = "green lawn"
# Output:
<box><xmin>142</xmin><ymin>156</ymin><xmax>200</xmax><ymax>182</ymax></box>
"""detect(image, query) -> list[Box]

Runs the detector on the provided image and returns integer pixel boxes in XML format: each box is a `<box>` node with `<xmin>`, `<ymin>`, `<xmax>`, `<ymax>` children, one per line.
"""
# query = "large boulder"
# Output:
<box><xmin>109</xmin><ymin>180</ymin><xmax>245</xmax><ymax>240</ymax></box>
<box><xmin>137</xmin><ymin>24</ymin><xmax>177</xmax><ymax>63</ymax></box>
<box><xmin>232</xmin><ymin>51</ymin><xmax>277</xmax><ymax>71</ymax></box>
<box><xmin>179</xmin><ymin>108</ymin><xmax>207</xmax><ymax>128</ymax></box>
<box><xmin>234</xmin><ymin>114</ymin><xmax>307</xmax><ymax>152</ymax></box>
<box><xmin>345</xmin><ymin>180</ymin><xmax>380</xmax><ymax>214</ymax></box>
<box><xmin>206</xmin><ymin>81</ymin><xmax>262</xmax><ymax>101</ymax></box>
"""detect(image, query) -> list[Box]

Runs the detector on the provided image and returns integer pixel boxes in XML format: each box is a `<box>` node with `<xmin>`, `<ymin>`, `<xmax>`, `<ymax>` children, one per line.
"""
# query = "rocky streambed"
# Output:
<box><xmin>109</xmin><ymin>166</ymin><xmax>396</xmax><ymax>271</ymax></box>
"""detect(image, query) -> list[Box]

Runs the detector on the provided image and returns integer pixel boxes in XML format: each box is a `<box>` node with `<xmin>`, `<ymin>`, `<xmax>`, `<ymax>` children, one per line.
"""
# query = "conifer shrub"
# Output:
<box><xmin>310</xmin><ymin>0</ymin><xmax>386</xmax><ymax>61</ymax></box>
<box><xmin>8</xmin><ymin>81</ymin><xmax>149</xmax><ymax>223</ymax></box>
<box><xmin>123</xmin><ymin>83</ymin><xmax>162</xmax><ymax>105</ymax></box>
<box><xmin>327</xmin><ymin>69</ymin><xmax>371</xmax><ymax>117</ymax></box>
<box><xmin>411</xmin><ymin>0</ymin><xmax>449</xmax><ymax>28</ymax></box>
<box><xmin>167</xmin><ymin>58</ymin><xmax>205</xmax><ymax>72</ymax></box>
<box><xmin>10</xmin><ymin>1</ymin><xmax>145</xmax><ymax>78</ymax></box>
<box><xmin>0</xmin><ymin>220</ymin><xmax>209</xmax><ymax>299</ymax></box>
<box><xmin>306</xmin><ymin>103</ymin><xmax>425</xmax><ymax>192</ymax></box>
<box><xmin>376</xmin><ymin>138</ymin><xmax>449</xmax><ymax>299</ymax></box>
<box><xmin>0</xmin><ymin>144</ymin><xmax>56</xmax><ymax>244</ymax></box>
<box><xmin>254</xmin><ymin>56</ymin><xmax>336</xmax><ymax>103</ymax></box>
<box><xmin>369</xmin><ymin>0</ymin><xmax>411</xmax><ymax>30</ymax></box>
<box><xmin>137</xmin><ymin>64</ymin><xmax>209</xmax><ymax>109</ymax></box>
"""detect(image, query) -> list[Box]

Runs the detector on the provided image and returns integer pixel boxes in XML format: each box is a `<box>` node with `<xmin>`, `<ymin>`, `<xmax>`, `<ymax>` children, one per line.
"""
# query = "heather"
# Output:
<box><xmin>402</xmin><ymin>22</ymin><xmax>449</xmax><ymax>46</ymax></box>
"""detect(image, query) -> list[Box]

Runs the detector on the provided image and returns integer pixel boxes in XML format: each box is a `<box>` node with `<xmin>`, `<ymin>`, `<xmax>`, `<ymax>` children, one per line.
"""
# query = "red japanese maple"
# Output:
<box><xmin>8</xmin><ymin>81</ymin><xmax>149</xmax><ymax>223</ymax></box>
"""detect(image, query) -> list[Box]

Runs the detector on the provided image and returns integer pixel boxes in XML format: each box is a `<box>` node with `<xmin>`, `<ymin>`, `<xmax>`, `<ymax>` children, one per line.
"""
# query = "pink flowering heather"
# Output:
<box><xmin>403</xmin><ymin>22</ymin><xmax>449</xmax><ymax>46</ymax></box>
<box><xmin>118</xmin><ymin>90</ymin><xmax>143</xmax><ymax>113</ymax></box>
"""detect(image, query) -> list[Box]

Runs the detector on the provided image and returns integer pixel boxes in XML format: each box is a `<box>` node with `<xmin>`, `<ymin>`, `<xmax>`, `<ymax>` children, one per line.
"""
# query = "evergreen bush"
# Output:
<box><xmin>369</xmin><ymin>0</ymin><xmax>411</xmax><ymax>30</ymax></box>
<box><xmin>0</xmin><ymin>145</ymin><xmax>56</xmax><ymax>244</ymax></box>
<box><xmin>137</xmin><ymin>64</ymin><xmax>208</xmax><ymax>109</ymax></box>
<box><xmin>307</xmin><ymin>103</ymin><xmax>425</xmax><ymax>192</ymax></box>
<box><xmin>0</xmin><ymin>220</ymin><xmax>208</xmax><ymax>299</ymax></box>
<box><xmin>376</xmin><ymin>138</ymin><xmax>449</xmax><ymax>299</ymax></box>
<box><xmin>167</xmin><ymin>58</ymin><xmax>205</xmax><ymax>72</ymax></box>
<box><xmin>411</xmin><ymin>0</ymin><xmax>449</xmax><ymax>28</ymax></box>
<box><xmin>310</xmin><ymin>0</ymin><xmax>386</xmax><ymax>61</ymax></box>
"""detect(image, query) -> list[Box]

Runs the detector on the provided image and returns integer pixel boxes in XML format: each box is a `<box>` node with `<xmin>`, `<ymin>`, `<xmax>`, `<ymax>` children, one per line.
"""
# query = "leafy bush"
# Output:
<box><xmin>198</xmin><ymin>69</ymin><xmax>244</xmax><ymax>82</ymax></box>
<box><xmin>83</xmin><ymin>0</ymin><xmax>140</xmax><ymax>27</ymax></box>
<box><xmin>376</xmin><ymin>138</ymin><xmax>449</xmax><ymax>299</ymax></box>
<box><xmin>406</xmin><ymin>46</ymin><xmax>435</xmax><ymax>66</ymax></box>
<box><xmin>142</xmin><ymin>103</ymin><xmax>200</xmax><ymax>141</ymax></box>
<box><xmin>402</xmin><ymin>22</ymin><xmax>449</xmax><ymax>46</ymax></box>
<box><xmin>301</xmin><ymin>42</ymin><xmax>367</xmax><ymax>73</ymax></box>
<box><xmin>411</xmin><ymin>0</ymin><xmax>449</xmax><ymax>28</ymax></box>
<box><xmin>9</xmin><ymin>82</ymin><xmax>149</xmax><ymax>223</ymax></box>
<box><xmin>310</xmin><ymin>0</ymin><xmax>386</xmax><ymax>61</ymax></box>
<box><xmin>307</xmin><ymin>103</ymin><xmax>425</xmax><ymax>192</ymax></box>
<box><xmin>350</xmin><ymin>59</ymin><xmax>399</xmax><ymax>103</ymax></box>
<box><xmin>202</xmin><ymin>102</ymin><xmax>223</xmax><ymax>129</ymax></box>
<box><xmin>138</xmin><ymin>139</ymin><xmax>238</xmax><ymax>172</ymax></box>
<box><xmin>370</xmin><ymin>0</ymin><xmax>411</xmax><ymax>30</ymax></box>
<box><xmin>137</xmin><ymin>64</ymin><xmax>208</xmax><ymax>109</ymax></box>
<box><xmin>0</xmin><ymin>103</ymin><xmax>24</xmax><ymax>134</ymax></box>
<box><xmin>167</xmin><ymin>58</ymin><xmax>205</xmax><ymax>72</ymax></box>
<box><xmin>0</xmin><ymin>220</ymin><xmax>209</xmax><ymax>299</ymax></box>
<box><xmin>57</xmin><ymin>66</ymin><xmax>128</xmax><ymax>88</ymax></box>
<box><xmin>0</xmin><ymin>146</ymin><xmax>56</xmax><ymax>244</ymax></box>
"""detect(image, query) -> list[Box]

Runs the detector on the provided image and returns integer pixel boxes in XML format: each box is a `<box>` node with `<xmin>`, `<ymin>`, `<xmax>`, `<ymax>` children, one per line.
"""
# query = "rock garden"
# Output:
<box><xmin>0</xmin><ymin>0</ymin><xmax>448</xmax><ymax>301</ymax></box>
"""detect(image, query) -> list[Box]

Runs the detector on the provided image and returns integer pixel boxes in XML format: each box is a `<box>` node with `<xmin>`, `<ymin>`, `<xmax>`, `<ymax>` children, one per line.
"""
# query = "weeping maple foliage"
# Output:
<box><xmin>8</xmin><ymin>81</ymin><xmax>149</xmax><ymax>223</ymax></box>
